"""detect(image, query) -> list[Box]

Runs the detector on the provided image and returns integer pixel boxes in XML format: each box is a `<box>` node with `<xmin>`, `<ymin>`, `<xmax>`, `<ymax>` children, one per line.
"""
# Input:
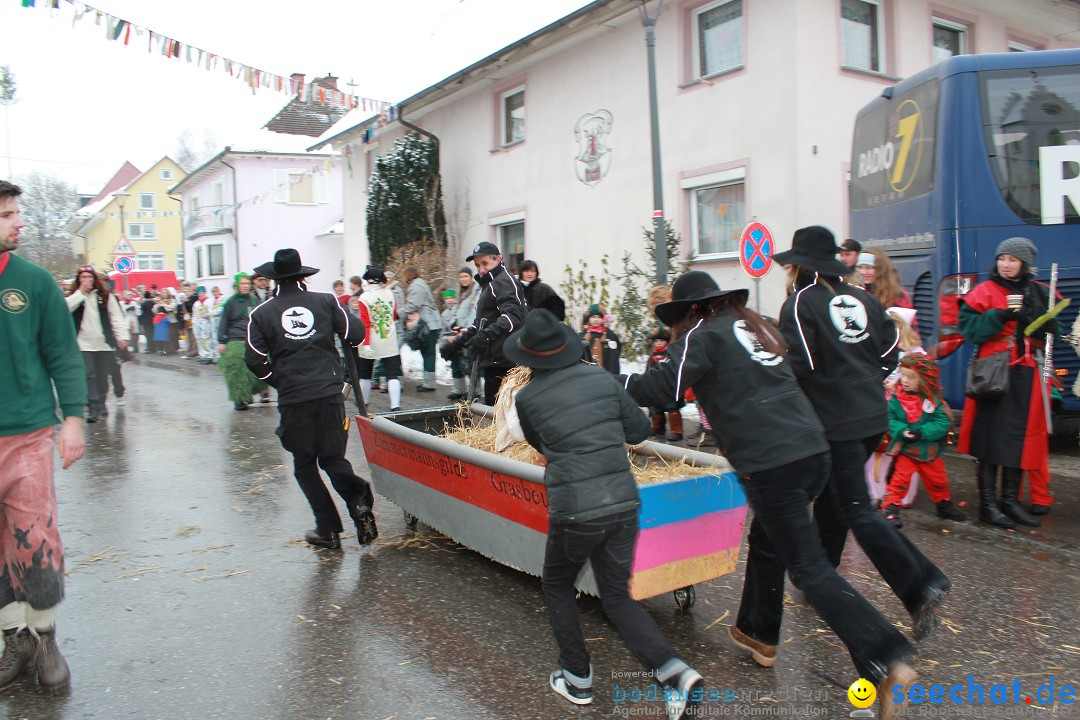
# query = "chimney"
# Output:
<box><xmin>290</xmin><ymin>72</ymin><xmax>305</xmax><ymax>97</ymax></box>
<box><xmin>319</xmin><ymin>74</ymin><xmax>338</xmax><ymax>90</ymax></box>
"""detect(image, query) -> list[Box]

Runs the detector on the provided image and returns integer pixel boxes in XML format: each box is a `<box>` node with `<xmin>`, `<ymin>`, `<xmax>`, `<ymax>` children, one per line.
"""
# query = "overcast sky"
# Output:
<box><xmin>1</xmin><ymin>0</ymin><xmax>594</xmax><ymax>193</ymax></box>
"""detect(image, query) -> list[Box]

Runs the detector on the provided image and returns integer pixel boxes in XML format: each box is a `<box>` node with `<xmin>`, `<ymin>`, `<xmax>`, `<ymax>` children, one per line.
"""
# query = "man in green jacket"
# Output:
<box><xmin>0</xmin><ymin>180</ymin><xmax>86</xmax><ymax>693</ymax></box>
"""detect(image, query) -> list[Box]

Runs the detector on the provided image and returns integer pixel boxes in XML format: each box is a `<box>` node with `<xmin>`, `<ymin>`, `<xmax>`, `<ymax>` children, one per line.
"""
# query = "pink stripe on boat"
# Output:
<box><xmin>631</xmin><ymin>508</ymin><xmax>745</xmax><ymax>573</ymax></box>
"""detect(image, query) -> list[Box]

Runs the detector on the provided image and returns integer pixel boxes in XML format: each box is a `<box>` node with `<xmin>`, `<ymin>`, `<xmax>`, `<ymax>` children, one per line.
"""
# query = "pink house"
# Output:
<box><xmin>169</xmin><ymin>147</ymin><xmax>344</xmax><ymax>294</ymax></box>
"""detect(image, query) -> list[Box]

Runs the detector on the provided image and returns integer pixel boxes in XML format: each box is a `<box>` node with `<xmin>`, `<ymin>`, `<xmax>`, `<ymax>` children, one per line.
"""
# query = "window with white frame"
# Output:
<box><xmin>932</xmin><ymin>18</ymin><xmax>966</xmax><ymax>64</ymax></box>
<box><xmin>175</xmin><ymin>252</ymin><xmax>185</xmax><ymax>275</ymax></box>
<box><xmin>135</xmin><ymin>252</ymin><xmax>165</xmax><ymax>271</ymax></box>
<box><xmin>502</xmin><ymin>88</ymin><xmax>525</xmax><ymax>146</ymax></box>
<box><xmin>685</xmin><ymin>173</ymin><xmax>746</xmax><ymax>257</ymax></box>
<box><xmin>207</xmin><ymin>243</ymin><xmax>225</xmax><ymax>277</ymax></box>
<box><xmin>1008</xmin><ymin>40</ymin><xmax>1038</xmax><ymax>52</ymax></box>
<box><xmin>212</xmin><ymin>179</ymin><xmax>225</xmax><ymax>207</ymax></box>
<box><xmin>194</xmin><ymin>247</ymin><xmax>203</xmax><ymax>278</ymax></box>
<box><xmin>695</xmin><ymin>0</ymin><xmax>743</xmax><ymax>78</ymax></box>
<box><xmin>498</xmin><ymin>222</ymin><xmax>525</xmax><ymax>272</ymax></box>
<box><xmin>841</xmin><ymin>0</ymin><xmax>884</xmax><ymax>73</ymax></box>
<box><xmin>128</xmin><ymin>222</ymin><xmax>157</xmax><ymax>240</ymax></box>
<box><xmin>273</xmin><ymin>168</ymin><xmax>329</xmax><ymax>204</ymax></box>
<box><xmin>160</xmin><ymin>168</ymin><xmax>173</xmax><ymax>181</ymax></box>
<box><xmin>139</xmin><ymin>192</ymin><xmax>156</xmax><ymax>211</ymax></box>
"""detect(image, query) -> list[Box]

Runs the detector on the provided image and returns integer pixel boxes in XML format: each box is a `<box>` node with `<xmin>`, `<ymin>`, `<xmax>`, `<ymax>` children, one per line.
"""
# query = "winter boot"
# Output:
<box><xmin>349</xmin><ymin>504</ymin><xmax>379</xmax><ymax>545</ymax></box>
<box><xmin>935</xmin><ymin>499</ymin><xmax>966</xmax><ymax>522</ymax></box>
<box><xmin>447</xmin><ymin>377</ymin><xmax>468</xmax><ymax>401</ymax></box>
<box><xmin>417</xmin><ymin>371</ymin><xmax>437</xmax><ymax>392</ymax></box>
<box><xmin>0</xmin><ymin>628</ymin><xmax>35</xmax><ymax>690</ymax></box>
<box><xmin>1000</xmin><ymin>468</ymin><xmax>1040</xmax><ymax>526</ymax></box>
<box><xmin>976</xmin><ymin>461</ymin><xmax>1014</xmax><ymax>529</ymax></box>
<box><xmin>30</xmin><ymin>627</ymin><xmax>69</xmax><ymax>693</ymax></box>
<box><xmin>666</xmin><ymin>412</ymin><xmax>683</xmax><ymax>442</ymax></box>
<box><xmin>651</xmin><ymin>411</ymin><xmax>666</xmax><ymax>437</ymax></box>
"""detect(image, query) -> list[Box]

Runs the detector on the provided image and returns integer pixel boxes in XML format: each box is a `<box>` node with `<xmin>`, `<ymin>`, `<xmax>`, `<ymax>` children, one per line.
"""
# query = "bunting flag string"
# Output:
<box><xmin>26</xmin><ymin>0</ymin><xmax>395</xmax><ymax>117</ymax></box>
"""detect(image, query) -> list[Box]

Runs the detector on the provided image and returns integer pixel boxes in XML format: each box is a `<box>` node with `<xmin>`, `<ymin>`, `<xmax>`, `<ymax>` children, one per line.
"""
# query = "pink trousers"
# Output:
<box><xmin>0</xmin><ymin>427</ymin><xmax>65</xmax><ymax>609</ymax></box>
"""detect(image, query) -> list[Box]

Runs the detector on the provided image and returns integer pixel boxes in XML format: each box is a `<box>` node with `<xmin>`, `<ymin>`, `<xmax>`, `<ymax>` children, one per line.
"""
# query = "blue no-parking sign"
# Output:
<box><xmin>114</xmin><ymin>256</ymin><xmax>134</xmax><ymax>274</ymax></box>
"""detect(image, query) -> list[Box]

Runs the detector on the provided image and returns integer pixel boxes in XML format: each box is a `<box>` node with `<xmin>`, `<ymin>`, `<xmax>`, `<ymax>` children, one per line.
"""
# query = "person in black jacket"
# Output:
<box><xmin>579</xmin><ymin>303</ymin><xmax>622</xmax><ymax>376</ymax></box>
<box><xmin>245</xmin><ymin>249</ymin><xmax>377</xmax><ymax>550</ymax></box>
<box><xmin>623</xmin><ymin>271</ymin><xmax>917</xmax><ymax>719</ymax></box>
<box><xmin>518</xmin><ymin>259</ymin><xmax>565</xmax><ymax>320</ymax></box>
<box><xmin>507</xmin><ymin>310</ymin><xmax>703</xmax><ymax>720</ymax></box>
<box><xmin>441</xmin><ymin>241</ymin><xmax>527</xmax><ymax>404</ymax></box>
<box><xmin>773</xmin><ymin>227</ymin><xmax>950</xmax><ymax>640</ymax></box>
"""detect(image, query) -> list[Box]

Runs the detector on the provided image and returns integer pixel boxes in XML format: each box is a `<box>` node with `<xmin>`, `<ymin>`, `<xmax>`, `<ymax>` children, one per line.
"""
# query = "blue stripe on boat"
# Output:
<box><xmin>637</xmin><ymin>471</ymin><xmax>746</xmax><ymax>529</ymax></box>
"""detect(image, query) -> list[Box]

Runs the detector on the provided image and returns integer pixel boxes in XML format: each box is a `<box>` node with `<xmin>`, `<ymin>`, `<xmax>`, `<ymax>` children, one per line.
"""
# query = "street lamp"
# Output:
<box><xmin>112</xmin><ymin>190</ymin><xmax>130</xmax><ymax>293</ymax></box>
<box><xmin>635</xmin><ymin>0</ymin><xmax>667</xmax><ymax>285</ymax></box>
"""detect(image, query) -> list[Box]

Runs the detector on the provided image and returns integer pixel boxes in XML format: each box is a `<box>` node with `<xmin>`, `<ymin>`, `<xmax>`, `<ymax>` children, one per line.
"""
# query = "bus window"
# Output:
<box><xmin>981</xmin><ymin>65</ymin><xmax>1080</xmax><ymax>224</ymax></box>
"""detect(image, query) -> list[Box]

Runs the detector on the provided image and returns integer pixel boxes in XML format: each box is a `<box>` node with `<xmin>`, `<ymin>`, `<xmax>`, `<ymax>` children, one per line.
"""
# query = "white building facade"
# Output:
<box><xmin>314</xmin><ymin>0</ymin><xmax>1080</xmax><ymax>314</ymax></box>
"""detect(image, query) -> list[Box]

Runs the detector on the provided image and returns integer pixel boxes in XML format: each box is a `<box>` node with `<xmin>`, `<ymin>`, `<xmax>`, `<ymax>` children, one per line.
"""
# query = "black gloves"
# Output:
<box><xmin>440</xmin><ymin>339</ymin><xmax>461</xmax><ymax>360</ymax></box>
<box><xmin>465</xmin><ymin>328</ymin><xmax>494</xmax><ymax>351</ymax></box>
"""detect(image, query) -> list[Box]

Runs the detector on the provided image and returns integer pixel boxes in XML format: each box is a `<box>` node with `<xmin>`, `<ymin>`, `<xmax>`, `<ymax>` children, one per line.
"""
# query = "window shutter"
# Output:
<box><xmin>274</xmin><ymin>169</ymin><xmax>289</xmax><ymax>203</ymax></box>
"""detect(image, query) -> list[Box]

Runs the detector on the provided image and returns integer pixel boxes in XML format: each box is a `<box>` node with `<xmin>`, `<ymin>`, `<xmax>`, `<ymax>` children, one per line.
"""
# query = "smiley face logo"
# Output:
<box><xmin>848</xmin><ymin>678</ymin><xmax>877</xmax><ymax>709</ymax></box>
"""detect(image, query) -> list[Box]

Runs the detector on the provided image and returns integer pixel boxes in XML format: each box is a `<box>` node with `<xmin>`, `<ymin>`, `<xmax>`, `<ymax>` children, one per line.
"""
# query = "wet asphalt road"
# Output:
<box><xmin>3</xmin><ymin>355</ymin><xmax>1079</xmax><ymax>720</ymax></box>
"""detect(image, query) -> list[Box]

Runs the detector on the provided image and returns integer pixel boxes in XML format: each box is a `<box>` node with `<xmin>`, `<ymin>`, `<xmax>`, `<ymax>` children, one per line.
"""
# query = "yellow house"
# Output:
<box><xmin>68</xmin><ymin>157</ymin><xmax>187</xmax><ymax>277</ymax></box>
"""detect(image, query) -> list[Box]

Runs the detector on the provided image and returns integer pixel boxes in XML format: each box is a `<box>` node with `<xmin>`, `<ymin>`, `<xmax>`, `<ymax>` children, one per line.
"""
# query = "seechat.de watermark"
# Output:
<box><xmin>886</xmin><ymin>675</ymin><xmax>1075</xmax><ymax>709</ymax></box>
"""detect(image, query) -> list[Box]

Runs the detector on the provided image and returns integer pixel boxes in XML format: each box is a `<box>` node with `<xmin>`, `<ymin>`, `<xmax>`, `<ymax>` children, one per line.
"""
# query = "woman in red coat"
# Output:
<box><xmin>957</xmin><ymin>237</ymin><xmax>1057</xmax><ymax>529</ymax></box>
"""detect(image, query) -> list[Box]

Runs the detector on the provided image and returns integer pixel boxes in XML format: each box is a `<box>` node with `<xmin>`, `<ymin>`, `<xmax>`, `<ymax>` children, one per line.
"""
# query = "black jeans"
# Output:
<box><xmin>276</xmin><ymin>396</ymin><xmax>375</xmax><ymax>533</ymax></box>
<box><xmin>815</xmin><ymin>436</ymin><xmax>949</xmax><ymax>613</ymax></box>
<box><xmin>108</xmin><ymin>351</ymin><xmax>125</xmax><ymax>399</ymax></box>
<box><xmin>82</xmin><ymin>350</ymin><xmax>114</xmax><ymax>414</ymax></box>
<box><xmin>735</xmin><ymin>452</ymin><xmax>911</xmax><ymax>683</ymax></box>
<box><xmin>419</xmin><ymin>329</ymin><xmax>439</xmax><ymax>373</ymax></box>
<box><xmin>542</xmin><ymin>510</ymin><xmax>677</xmax><ymax>678</ymax></box>
<box><xmin>482</xmin><ymin>367</ymin><xmax>509</xmax><ymax>406</ymax></box>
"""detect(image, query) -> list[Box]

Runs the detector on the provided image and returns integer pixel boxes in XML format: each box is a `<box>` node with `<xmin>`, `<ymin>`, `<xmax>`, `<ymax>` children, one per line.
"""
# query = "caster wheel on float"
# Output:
<box><xmin>403</xmin><ymin>511</ymin><xmax>419</xmax><ymax>529</ymax></box>
<box><xmin>674</xmin><ymin>585</ymin><xmax>696</xmax><ymax>611</ymax></box>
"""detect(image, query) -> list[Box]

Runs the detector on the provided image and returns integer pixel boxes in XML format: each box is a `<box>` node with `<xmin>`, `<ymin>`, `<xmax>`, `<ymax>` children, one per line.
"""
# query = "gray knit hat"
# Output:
<box><xmin>996</xmin><ymin>237</ymin><xmax>1037</xmax><ymax>266</ymax></box>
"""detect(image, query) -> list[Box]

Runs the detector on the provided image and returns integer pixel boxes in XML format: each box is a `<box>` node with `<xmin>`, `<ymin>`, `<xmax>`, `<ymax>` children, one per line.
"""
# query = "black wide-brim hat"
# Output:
<box><xmin>504</xmin><ymin>309</ymin><xmax>583</xmax><ymax>370</ymax></box>
<box><xmin>253</xmin><ymin>248</ymin><xmax>320</xmax><ymax>280</ymax></box>
<box><xmin>772</xmin><ymin>226</ymin><xmax>854</xmax><ymax>276</ymax></box>
<box><xmin>654</xmin><ymin>270</ymin><xmax>749</xmax><ymax>327</ymax></box>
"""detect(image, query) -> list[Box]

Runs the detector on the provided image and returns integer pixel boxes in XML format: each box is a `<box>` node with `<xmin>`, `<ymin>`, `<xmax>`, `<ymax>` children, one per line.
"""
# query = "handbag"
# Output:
<box><xmin>965</xmin><ymin>341</ymin><xmax>1013</xmax><ymax>399</ymax></box>
<box><xmin>403</xmin><ymin>318</ymin><xmax>429</xmax><ymax>351</ymax></box>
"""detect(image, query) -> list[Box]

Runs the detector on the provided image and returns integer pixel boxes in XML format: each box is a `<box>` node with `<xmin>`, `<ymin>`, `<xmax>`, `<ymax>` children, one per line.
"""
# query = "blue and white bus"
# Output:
<box><xmin>850</xmin><ymin>48</ymin><xmax>1080</xmax><ymax>412</ymax></box>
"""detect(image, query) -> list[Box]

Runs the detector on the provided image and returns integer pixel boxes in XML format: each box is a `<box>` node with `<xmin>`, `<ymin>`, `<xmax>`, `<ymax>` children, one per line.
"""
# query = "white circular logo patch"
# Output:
<box><xmin>281</xmin><ymin>306</ymin><xmax>315</xmax><ymax>339</ymax></box>
<box><xmin>733</xmin><ymin>319</ymin><xmax>783</xmax><ymax>366</ymax></box>
<box><xmin>828</xmin><ymin>295</ymin><xmax>869</xmax><ymax>344</ymax></box>
<box><xmin>0</xmin><ymin>288</ymin><xmax>28</xmax><ymax>315</ymax></box>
